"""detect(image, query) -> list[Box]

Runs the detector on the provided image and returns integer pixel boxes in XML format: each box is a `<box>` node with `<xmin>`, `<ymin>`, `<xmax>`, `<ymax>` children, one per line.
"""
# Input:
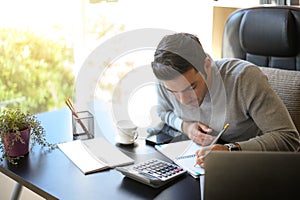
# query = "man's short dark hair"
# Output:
<box><xmin>152</xmin><ymin>33</ymin><xmax>204</xmax><ymax>81</ymax></box>
<box><xmin>152</xmin><ymin>50</ymin><xmax>194</xmax><ymax>80</ymax></box>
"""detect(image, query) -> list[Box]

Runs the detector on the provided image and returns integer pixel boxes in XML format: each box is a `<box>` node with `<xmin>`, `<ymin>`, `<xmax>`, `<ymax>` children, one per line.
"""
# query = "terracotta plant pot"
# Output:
<box><xmin>3</xmin><ymin>128</ymin><xmax>30</xmax><ymax>157</ymax></box>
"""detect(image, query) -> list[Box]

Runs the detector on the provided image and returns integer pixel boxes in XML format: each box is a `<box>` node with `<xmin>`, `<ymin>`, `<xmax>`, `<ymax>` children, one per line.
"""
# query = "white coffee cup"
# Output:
<box><xmin>115</xmin><ymin>120</ymin><xmax>138</xmax><ymax>144</ymax></box>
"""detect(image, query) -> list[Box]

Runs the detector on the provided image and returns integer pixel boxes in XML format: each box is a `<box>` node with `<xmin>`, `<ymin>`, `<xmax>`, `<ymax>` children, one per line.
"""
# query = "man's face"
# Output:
<box><xmin>163</xmin><ymin>68</ymin><xmax>208</xmax><ymax>109</ymax></box>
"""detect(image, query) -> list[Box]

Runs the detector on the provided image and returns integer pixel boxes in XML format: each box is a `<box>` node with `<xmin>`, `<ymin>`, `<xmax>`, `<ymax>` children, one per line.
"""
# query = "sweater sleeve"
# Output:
<box><xmin>237</xmin><ymin>67</ymin><xmax>300</xmax><ymax>151</ymax></box>
<box><xmin>156</xmin><ymin>82</ymin><xmax>183</xmax><ymax>131</ymax></box>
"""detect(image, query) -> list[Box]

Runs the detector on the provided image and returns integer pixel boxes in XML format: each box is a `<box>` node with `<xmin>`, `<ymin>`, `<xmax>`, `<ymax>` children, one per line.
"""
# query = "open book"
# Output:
<box><xmin>58</xmin><ymin>137</ymin><xmax>134</xmax><ymax>175</ymax></box>
<box><xmin>155</xmin><ymin>140</ymin><xmax>204</xmax><ymax>178</ymax></box>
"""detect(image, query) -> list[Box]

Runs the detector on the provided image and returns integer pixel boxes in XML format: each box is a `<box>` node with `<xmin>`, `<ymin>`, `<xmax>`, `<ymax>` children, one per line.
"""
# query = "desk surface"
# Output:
<box><xmin>0</xmin><ymin>106</ymin><xmax>201</xmax><ymax>200</ymax></box>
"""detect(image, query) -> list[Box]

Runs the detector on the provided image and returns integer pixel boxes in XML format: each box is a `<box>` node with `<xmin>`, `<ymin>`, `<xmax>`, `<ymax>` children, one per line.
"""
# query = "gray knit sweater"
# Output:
<box><xmin>156</xmin><ymin>58</ymin><xmax>300</xmax><ymax>151</ymax></box>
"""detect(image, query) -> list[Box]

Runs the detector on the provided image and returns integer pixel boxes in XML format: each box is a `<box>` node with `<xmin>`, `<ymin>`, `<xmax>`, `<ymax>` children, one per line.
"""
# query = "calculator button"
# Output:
<box><xmin>128</xmin><ymin>159</ymin><xmax>186</xmax><ymax>181</ymax></box>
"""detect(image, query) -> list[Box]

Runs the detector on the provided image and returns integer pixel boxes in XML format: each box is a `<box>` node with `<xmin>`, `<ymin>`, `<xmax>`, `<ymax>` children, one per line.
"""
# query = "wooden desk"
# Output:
<box><xmin>0</xmin><ymin>105</ymin><xmax>201</xmax><ymax>200</ymax></box>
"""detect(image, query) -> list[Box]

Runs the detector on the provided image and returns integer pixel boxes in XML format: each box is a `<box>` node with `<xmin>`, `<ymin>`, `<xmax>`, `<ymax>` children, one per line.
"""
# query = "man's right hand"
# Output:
<box><xmin>182</xmin><ymin>121</ymin><xmax>214</xmax><ymax>146</ymax></box>
<box><xmin>195</xmin><ymin>144</ymin><xmax>229</xmax><ymax>168</ymax></box>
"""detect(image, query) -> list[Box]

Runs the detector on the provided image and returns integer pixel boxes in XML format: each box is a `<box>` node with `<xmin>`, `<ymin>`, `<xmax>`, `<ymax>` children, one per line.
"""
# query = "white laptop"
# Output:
<box><xmin>203</xmin><ymin>151</ymin><xmax>300</xmax><ymax>200</ymax></box>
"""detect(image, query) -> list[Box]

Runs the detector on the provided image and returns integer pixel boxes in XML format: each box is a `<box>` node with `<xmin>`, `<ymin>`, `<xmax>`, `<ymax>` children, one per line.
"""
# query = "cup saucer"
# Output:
<box><xmin>115</xmin><ymin>135</ymin><xmax>135</xmax><ymax>145</ymax></box>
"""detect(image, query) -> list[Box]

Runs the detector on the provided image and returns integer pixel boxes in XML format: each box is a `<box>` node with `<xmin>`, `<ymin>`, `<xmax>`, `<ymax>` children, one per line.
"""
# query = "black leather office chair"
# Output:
<box><xmin>222</xmin><ymin>6</ymin><xmax>300</xmax><ymax>132</ymax></box>
<box><xmin>222</xmin><ymin>6</ymin><xmax>300</xmax><ymax>71</ymax></box>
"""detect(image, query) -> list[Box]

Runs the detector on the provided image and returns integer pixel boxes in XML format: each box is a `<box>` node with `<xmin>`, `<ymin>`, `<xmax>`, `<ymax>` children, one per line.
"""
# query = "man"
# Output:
<box><xmin>151</xmin><ymin>33</ymin><xmax>300</xmax><ymax>168</ymax></box>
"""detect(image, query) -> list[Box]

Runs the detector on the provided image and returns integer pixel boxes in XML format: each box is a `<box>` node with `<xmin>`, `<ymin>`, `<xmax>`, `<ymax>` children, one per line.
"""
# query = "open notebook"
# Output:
<box><xmin>155</xmin><ymin>140</ymin><xmax>204</xmax><ymax>178</ymax></box>
<box><xmin>58</xmin><ymin>137</ymin><xmax>134</xmax><ymax>175</ymax></box>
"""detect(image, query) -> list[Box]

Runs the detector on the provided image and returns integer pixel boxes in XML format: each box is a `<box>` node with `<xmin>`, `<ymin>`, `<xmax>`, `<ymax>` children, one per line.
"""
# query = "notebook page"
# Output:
<box><xmin>82</xmin><ymin>137</ymin><xmax>134</xmax><ymax>167</ymax></box>
<box><xmin>155</xmin><ymin>140</ymin><xmax>204</xmax><ymax>177</ymax></box>
<box><xmin>155</xmin><ymin>140</ymin><xmax>193</xmax><ymax>160</ymax></box>
<box><xmin>175</xmin><ymin>154</ymin><xmax>204</xmax><ymax>177</ymax></box>
<box><xmin>58</xmin><ymin>140</ymin><xmax>108</xmax><ymax>174</ymax></box>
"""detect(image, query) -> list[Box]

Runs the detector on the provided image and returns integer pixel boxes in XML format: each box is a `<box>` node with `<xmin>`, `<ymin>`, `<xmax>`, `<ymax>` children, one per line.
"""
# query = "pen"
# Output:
<box><xmin>194</xmin><ymin>123</ymin><xmax>229</xmax><ymax>167</ymax></box>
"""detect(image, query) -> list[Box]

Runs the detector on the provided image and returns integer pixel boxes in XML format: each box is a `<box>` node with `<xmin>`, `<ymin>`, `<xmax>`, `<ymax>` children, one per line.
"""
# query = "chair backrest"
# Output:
<box><xmin>259</xmin><ymin>67</ymin><xmax>300</xmax><ymax>132</ymax></box>
<box><xmin>222</xmin><ymin>6</ymin><xmax>300</xmax><ymax>71</ymax></box>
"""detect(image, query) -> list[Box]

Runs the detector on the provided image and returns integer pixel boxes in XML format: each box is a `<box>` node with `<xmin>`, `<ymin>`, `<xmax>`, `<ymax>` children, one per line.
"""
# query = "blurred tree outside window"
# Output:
<box><xmin>0</xmin><ymin>0</ymin><xmax>124</xmax><ymax>114</ymax></box>
<box><xmin>0</xmin><ymin>28</ymin><xmax>74</xmax><ymax>113</ymax></box>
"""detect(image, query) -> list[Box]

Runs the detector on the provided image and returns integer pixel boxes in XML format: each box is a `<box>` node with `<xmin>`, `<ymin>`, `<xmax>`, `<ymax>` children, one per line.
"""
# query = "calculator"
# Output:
<box><xmin>116</xmin><ymin>159</ymin><xmax>186</xmax><ymax>188</ymax></box>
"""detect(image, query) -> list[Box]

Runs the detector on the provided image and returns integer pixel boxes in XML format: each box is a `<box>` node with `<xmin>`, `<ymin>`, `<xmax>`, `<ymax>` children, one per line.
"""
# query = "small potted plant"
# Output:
<box><xmin>0</xmin><ymin>108</ymin><xmax>56</xmax><ymax>164</ymax></box>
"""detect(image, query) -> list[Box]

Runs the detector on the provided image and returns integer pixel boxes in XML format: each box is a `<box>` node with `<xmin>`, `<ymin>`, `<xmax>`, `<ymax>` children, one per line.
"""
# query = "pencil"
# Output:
<box><xmin>65</xmin><ymin>98</ymin><xmax>93</xmax><ymax>139</ymax></box>
<box><xmin>194</xmin><ymin>123</ymin><xmax>229</xmax><ymax>167</ymax></box>
<box><xmin>210</xmin><ymin>123</ymin><xmax>229</xmax><ymax>145</ymax></box>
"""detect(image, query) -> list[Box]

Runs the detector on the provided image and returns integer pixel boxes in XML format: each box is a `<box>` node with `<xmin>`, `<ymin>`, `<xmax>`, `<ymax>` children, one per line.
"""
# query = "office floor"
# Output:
<box><xmin>0</xmin><ymin>173</ymin><xmax>44</xmax><ymax>200</ymax></box>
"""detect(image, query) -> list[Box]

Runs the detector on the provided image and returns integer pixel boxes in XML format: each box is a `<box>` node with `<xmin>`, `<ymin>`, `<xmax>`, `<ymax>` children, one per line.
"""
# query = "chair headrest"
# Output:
<box><xmin>240</xmin><ymin>9</ymin><xmax>297</xmax><ymax>56</ymax></box>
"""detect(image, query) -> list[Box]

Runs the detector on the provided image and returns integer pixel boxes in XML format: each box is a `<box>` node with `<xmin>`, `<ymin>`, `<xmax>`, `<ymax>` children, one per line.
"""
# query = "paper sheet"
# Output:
<box><xmin>155</xmin><ymin>140</ymin><xmax>205</xmax><ymax>177</ymax></box>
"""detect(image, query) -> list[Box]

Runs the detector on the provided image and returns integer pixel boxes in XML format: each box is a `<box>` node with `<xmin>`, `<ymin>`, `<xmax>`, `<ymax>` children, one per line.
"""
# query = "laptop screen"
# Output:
<box><xmin>203</xmin><ymin>151</ymin><xmax>300</xmax><ymax>200</ymax></box>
